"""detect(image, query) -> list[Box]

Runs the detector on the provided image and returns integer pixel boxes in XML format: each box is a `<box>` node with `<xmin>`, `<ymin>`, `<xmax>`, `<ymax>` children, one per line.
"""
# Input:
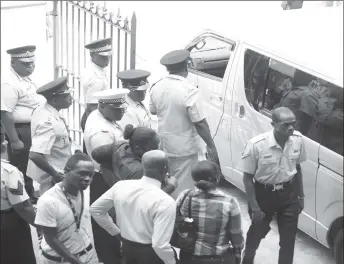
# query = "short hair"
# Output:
<box><xmin>123</xmin><ymin>125</ymin><xmax>158</xmax><ymax>145</ymax></box>
<box><xmin>191</xmin><ymin>160</ymin><xmax>220</xmax><ymax>187</ymax></box>
<box><xmin>64</xmin><ymin>153</ymin><xmax>92</xmax><ymax>171</ymax></box>
<box><xmin>271</xmin><ymin>107</ymin><xmax>294</xmax><ymax>123</ymax></box>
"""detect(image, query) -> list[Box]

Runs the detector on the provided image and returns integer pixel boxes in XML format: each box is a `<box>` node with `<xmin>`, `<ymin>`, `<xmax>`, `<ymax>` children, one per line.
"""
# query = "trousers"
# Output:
<box><xmin>242</xmin><ymin>178</ymin><xmax>301</xmax><ymax>264</ymax></box>
<box><xmin>6</xmin><ymin>123</ymin><xmax>35</xmax><ymax>197</ymax></box>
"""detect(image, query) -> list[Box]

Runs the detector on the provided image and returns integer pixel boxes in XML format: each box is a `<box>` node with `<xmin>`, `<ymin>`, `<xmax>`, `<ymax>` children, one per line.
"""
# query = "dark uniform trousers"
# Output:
<box><xmin>6</xmin><ymin>123</ymin><xmax>35</xmax><ymax>197</ymax></box>
<box><xmin>243</xmin><ymin>177</ymin><xmax>301</xmax><ymax>264</ymax></box>
<box><xmin>0</xmin><ymin>209</ymin><xmax>36</xmax><ymax>264</ymax></box>
<box><xmin>90</xmin><ymin>171</ymin><xmax>122</xmax><ymax>264</ymax></box>
<box><xmin>180</xmin><ymin>249</ymin><xmax>235</xmax><ymax>264</ymax></box>
<box><xmin>122</xmin><ymin>238</ymin><xmax>167</xmax><ymax>264</ymax></box>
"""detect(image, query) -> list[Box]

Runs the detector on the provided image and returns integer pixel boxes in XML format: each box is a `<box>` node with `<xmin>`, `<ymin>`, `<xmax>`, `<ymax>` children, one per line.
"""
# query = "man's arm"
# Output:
<box><xmin>42</xmin><ymin>226</ymin><xmax>83</xmax><ymax>264</ymax></box>
<box><xmin>1</xmin><ymin>111</ymin><xmax>22</xmax><ymax>147</ymax></box>
<box><xmin>152</xmin><ymin>201</ymin><xmax>177</xmax><ymax>264</ymax></box>
<box><xmin>13</xmin><ymin>200</ymin><xmax>38</xmax><ymax>228</ymax></box>
<box><xmin>90</xmin><ymin>186</ymin><xmax>121</xmax><ymax>236</ymax></box>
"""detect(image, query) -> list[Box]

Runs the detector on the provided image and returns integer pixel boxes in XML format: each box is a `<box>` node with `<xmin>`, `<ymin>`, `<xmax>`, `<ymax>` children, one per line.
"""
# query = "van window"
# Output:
<box><xmin>188</xmin><ymin>36</ymin><xmax>233</xmax><ymax>79</ymax></box>
<box><xmin>244</xmin><ymin>48</ymin><xmax>343</xmax><ymax>156</ymax></box>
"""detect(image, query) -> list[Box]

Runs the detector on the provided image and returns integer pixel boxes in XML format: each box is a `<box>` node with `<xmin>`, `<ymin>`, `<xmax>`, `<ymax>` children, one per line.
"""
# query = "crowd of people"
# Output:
<box><xmin>1</xmin><ymin>37</ymin><xmax>308</xmax><ymax>264</ymax></box>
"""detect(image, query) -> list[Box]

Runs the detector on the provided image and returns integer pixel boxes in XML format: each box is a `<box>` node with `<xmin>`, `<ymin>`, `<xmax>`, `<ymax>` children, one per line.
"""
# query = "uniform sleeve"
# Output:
<box><xmin>0</xmin><ymin>83</ymin><xmax>19</xmax><ymax>112</ymax></box>
<box><xmin>120</xmin><ymin>110</ymin><xmax>140</xmax><ymax>129</ymax></box>
<box><xmin>185</xmin><ymin>89</ymin><xmax>205</xmax><ymax>123</ymax></box>
<box><xmin>6</xmin><ymin>169</ymin><xmax>29</xmax><ymax>205</ymax></box>
<box><xmin>30</xmin><ymin>121</ymin><xmax>56</xmax><ymax>154</ymax></box>
<box><xmin>88</xmin><ymin>132</ymin><xmax>116</xmax><ymax>154</ymax></box>
<box><xmin>149</xmin><ymin>90</ymin><xmax>157</xmax><ymax>114</ymax></box>
<box><xmin>34</xmin><ymin>196</ymin><xmax>58</xmax><ymax>227</ymax></box>
<box><xmin>297</xmin><ymin>137</ymin><xmax>308</xmax><ymax>164</ymax></box>
<box><xmin>236</xmin><ymin>141</ymin><xmax>258</xmax><ymax>175</ymax></box>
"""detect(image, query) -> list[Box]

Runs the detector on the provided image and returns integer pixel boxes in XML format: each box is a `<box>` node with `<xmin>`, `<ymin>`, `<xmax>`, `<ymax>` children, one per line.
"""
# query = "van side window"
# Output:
<box><xmin>244</xmin><ymin>48</ymin><xmax>343</xmax><ymax>156</ymax></box>
<box><xmin>188</xmin><ymin>36</ymin><xmax>233</xmax><ymax>79</ymax></box>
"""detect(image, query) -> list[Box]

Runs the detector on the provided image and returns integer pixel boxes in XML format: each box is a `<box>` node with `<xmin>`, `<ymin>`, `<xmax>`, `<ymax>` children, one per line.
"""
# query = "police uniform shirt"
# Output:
<box><xmin>82</xmin><ymin>62</ymin><xmax>109</xmax><ymax>104</ymax></box>
<box><xmin>1</xmin><ymin>68</ymin><xmax>46</xmax><ymax>123</ymax></box>
<box><xmin>149</xmin><ymin>74</ymin><xmax>204</xmax><ymax>157</ymax></box>
<box><xmin>237</xmin><ymin>130</ymin><xmax>308</xmax><ymax>184</ymax></box>
<box><xmin>120</xmin><ymin>95</ymin><xmax>151</xmax><ymax>129</ymax></box>
<box><xmin>26</xmin><ymin>103</ymin><xmax>72</xmax><ymax>184</ymax></box>
<box><xmin>35</xmin><ymin>183</ymin><xmax>92</xmax><ymax>257</ymax></box>
<box><xmin>1</xmin><ymin>159</ymin><xmax>29</xmax><ymax>210</ymax></box>
<box><xmin>84</xmin><ymin>109</ymin><xmax>124</xmax><ymax>171</ymax></box>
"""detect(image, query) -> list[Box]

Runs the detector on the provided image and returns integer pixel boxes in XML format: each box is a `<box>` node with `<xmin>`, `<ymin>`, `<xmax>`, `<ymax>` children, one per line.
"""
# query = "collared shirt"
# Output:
<box><xmin>1</xmin><ymin>159</ymin><xmax>29</xmax><ymax>210</ymax></box>
<box><xmin>90</xmin><ymin>176</ymin><xmax>176</xmax><ymax>264</ymax></box>
<box><xmin>120</xmin><ymin>95</ymin><xmax>152</xmax><ymax>129</ymax></box>
<box><xmin>35</xmin><ymin>183</ymin><xmax>92</xmax><ymax>256</ymax></box>
<box><xmin>82</xmin><ymin>62</ymin><xmax>109</xmax><ymax>104</ymax></box>
<box><xmin>176</xmin><ymin>188</ymin><xmax>244</xmax><ymax>258</ymax></box>
<box><xmin>26</xmin><ymin>103</ymin><xmax>72</xmax><ymax>184</ymax></box>
<box><xmin>149</xmin><ymin>74</ymin><xmax>204</xmax><ymax>157</ymax></box>
<box><xmin>84</xmin><ymin>109</ymin><xmax>123</xmax><ymax>171</ymax></box>
<box><xmin>237</xmin><ymin>130</ymin><xmax>308</xmax><ymax>184</ymax></box>
<box><xmin>1</xmin><ymin>68</ymin><xmax>46</xmax><ymax>123</ymax></box>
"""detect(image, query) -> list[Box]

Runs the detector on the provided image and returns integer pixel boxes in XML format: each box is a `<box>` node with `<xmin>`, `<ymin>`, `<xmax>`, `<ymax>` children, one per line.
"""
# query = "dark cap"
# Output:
<box><xmin>160</xmin><ymin>49</ymin><xmax>190</xmax><ymax>67</ymax></box>
<box><xmin>37</xmin><ymin>76</ymin><xmax>72</xmax><ymax>97</ymax></box>
<box><xmin>7</xmin><ymin>45</ymin><xmax>36</xmax><ymax>63</ymax></box>
<box><xmin>117</xmin><ymin>69</ymin><xmax>151</xmax><ymax>91</ymax></box>
<box><xmin>85</xmin><ymin>38</ymin><xmax>112</xmax><ymax>56</ymax></box>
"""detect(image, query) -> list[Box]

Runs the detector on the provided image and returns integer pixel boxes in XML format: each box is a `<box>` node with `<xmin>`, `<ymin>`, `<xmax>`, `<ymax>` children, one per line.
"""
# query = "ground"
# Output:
<box><xmin>31</xmin><ymin>181</ymin><xmax>335</xmax><ymax>264</ymax></box>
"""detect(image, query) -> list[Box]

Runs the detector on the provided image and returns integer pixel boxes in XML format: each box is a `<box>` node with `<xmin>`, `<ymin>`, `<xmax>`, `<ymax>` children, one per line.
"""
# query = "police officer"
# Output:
<box><xmin>238</xmin><ymin>107</ymin><xmax>308</xmax><ymax>264</ymax></box>
<box><xmin>150</xmin><ymin>49</ymin><xmax>219</xmax><ymax>199</ymax></box>
<box><xmin>1</xmin><ymin>126</ymin><xmax>38</xmax><ymax>264</ymax></box>
<box><xmin>80</xmin><ymin>38</ymin><xmax>112</xmax><ymax>132</ymax></box>
<box><xmin>84</xmin><ymin>88</ymin><xmax>128</xmax><ymax>264</ymax></box>
<box><xmin>117</xmin><ymin>69</ymin><xmax>152</xmax><ymax>129</ymax></box>
<box><xmin>1</xmin><ymin>45</ymin><xmax>46</xmax><ymax>203</ymax></box>
<box><xmin>26</xmin><ymin>76</ymin><xmax>73</xmax><ymax>195</ymax></box>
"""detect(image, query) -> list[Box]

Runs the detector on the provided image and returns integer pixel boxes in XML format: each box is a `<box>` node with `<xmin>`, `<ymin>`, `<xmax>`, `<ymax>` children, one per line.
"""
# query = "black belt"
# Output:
<box><xmin>0</xmin><ymin>208</ymin><xmax>14</xmax><ymax>213</ymax></box>
<box><xmin>255</xmin><ymin>176</ymin><xmax>295</xmax><ymax>192</ymax></box>
<box><xmin>121</xmin><ymin>237</ymin><xmax>152</xmax><ymax>247</ymax></box>
<box><xmin>42</xmin><ymin>244</ymin><xmax>93</xmax><ymax>262</ymax></box>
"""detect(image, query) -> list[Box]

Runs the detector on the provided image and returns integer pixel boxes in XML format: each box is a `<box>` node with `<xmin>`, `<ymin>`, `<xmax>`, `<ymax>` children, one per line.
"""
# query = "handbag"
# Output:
<box><xmin>170</xmin><ymin>190</ymin><xmax>197</xmax><ymax>252</ymax></box>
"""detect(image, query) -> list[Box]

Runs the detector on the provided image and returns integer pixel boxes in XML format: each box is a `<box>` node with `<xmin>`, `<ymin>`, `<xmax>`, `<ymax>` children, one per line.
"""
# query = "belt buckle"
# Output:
<box><xmin>272</xmin><ymin>183</ymin><xmax>284</xmax><ymax>191</ymax></box>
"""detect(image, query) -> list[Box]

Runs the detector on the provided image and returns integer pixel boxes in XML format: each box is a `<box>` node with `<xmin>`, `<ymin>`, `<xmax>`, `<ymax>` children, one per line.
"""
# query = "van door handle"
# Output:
<box><xmin>239</xmin><ymin>104</ymin><xmax>245</xmax><ymax>118</ymax></box>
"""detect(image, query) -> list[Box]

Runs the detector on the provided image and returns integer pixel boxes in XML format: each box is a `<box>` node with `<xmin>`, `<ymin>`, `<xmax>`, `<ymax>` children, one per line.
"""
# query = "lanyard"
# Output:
<box><xmin>138</xmin><ymin>102</ymin><xmax>151</xmax><ymax>121</ymax></box>
<box><xmin>62</xmin><ymin>187</ymin><xmax>84</xmax><ymax>231</ymax></box>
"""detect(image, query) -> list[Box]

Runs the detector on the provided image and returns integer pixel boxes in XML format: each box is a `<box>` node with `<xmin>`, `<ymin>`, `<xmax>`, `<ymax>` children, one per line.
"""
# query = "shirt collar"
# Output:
<box><xmin>45</xmin><ymin>102</ymin><xmax>60</xmax><ymax>117</ymax></box>
<box><xmin>125</xmin><ymin>95</ymin><xmax>138</xmax><ymax>106</ymax></box>
<box><xmin>268</xmin><ymin>130</ymin><xmax>292</xmax><ymax>148</ymax></box>
<box><xmin>91</xmin><ymin>62</ymin><xmax>106</xmax><ymax>76</ymax></box>
<box><xmin>10</xmin><ymin>67</ymin><xmax>31</xmax><ymax>82</ymax></box>
<box><xmin>140</xmin><ymin>176</ymin><xmax>162</xmax><ymax>188</ymax></box>
<box><xmin>167</xmin><ymin>74</ymin><xmax>187</xmax><ymax>82</ymax></box>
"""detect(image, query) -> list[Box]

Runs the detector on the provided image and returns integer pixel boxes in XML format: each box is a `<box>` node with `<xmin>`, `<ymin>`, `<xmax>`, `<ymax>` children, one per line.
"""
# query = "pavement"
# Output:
<box><xmin>31</xmin><ymin>181</ymin><xmax>335</xmax><ymax>264</ymax></box>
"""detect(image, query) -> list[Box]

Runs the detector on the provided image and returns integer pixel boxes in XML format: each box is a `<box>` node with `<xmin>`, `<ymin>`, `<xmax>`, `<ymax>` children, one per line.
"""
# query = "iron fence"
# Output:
<box><xmin>51</xmin><ymin>0</ymin><xmax>136</xmax><ymax>146</ymax></box>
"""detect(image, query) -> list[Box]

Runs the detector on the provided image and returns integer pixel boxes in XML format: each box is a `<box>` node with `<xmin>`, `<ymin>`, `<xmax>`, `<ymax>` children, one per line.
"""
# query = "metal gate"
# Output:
<box><xmin>51</xmin><ymin>0</ymin><xmax>137</xmax><ymax>146</ymax></box>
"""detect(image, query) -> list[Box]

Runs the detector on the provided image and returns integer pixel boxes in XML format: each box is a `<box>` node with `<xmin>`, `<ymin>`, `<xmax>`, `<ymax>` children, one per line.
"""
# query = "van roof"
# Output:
<box><xmin>199</xmin><ymin>7</ymin><xmax>343</xmax><ymax>87</ymax></box>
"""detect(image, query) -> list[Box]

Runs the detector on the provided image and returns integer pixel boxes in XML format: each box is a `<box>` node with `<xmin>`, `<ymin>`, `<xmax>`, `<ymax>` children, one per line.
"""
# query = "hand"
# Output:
<box><xmin>251</xmin><ymin>208</ymin><xmax>266</xmax><ymax>224</ymax></box>
<box><xmin>206</xmin><ymin>145</ymin><xmax>220</xmax><ymax>166</ymax></box>
<box><xmin>10</xmin><ymin>139</ymin><xmax>24</xmax><ymax>151</ymax></box>
<box><xmin>298</xmin><ymin>197</ymin><xmax>304</xmax><ymax>213</ymax></box>
<box><xmin>52</xmin><ymin>172</ymin><xmax>64</xmax><ymax>184</ymax></box>
<box><xmin>166</xmin><ymin>176</ymin><xmax>178</xmax><ymax>188</ymax></box>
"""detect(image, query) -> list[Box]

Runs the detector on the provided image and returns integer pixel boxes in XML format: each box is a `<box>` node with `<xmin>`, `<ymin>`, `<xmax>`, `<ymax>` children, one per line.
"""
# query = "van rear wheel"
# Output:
<box><xmin>334</xmin><ymin>228</ymin><xmax>343</xmax><ymax>264</ymax></box>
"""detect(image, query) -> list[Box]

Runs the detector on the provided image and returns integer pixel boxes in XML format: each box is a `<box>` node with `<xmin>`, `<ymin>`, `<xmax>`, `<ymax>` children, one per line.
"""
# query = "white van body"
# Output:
<box><xmin>184</xmin><ymin>7</ymin><xmax>343</xmax><ymax>253</ymax></box>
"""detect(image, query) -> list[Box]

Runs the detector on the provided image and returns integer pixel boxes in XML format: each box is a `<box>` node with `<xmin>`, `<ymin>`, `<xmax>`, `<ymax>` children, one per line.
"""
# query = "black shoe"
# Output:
<box><xmin>29</xmin><ymin>197</ymin><xmax>39</xmax><ymax>204</ymax></box>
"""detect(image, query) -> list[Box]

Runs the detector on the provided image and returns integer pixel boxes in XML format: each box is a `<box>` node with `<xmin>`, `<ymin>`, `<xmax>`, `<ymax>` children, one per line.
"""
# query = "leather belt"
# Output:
<box><xmin>256</xmin><ymin>176</ymin><xmax>295</xmax><ymax>192</ymax></box>
<box><xmin>42</xmin><ymin>244</ymin><xmax>93</xmax><ymax>262</ymax></box>
<box><xmin>0</xmin><ymin>208</ymin><xmax>14</xmax><ymax>213</ymax></box>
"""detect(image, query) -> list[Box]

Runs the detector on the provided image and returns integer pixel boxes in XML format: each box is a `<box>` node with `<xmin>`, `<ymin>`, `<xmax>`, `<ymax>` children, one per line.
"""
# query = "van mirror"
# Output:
<box><xmin>195</xmin><ymin>39</ymin><xmax>206</xmax><ymax>50</ymax></box>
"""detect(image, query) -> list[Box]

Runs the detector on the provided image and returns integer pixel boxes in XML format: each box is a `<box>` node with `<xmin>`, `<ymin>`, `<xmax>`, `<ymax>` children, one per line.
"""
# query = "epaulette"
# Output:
<box><xmin>1</xmin><ymin>161</ymin><xmax>17</xmax><ymax>174</ymax></box>
<box><xmin>149</xmin><ymin>78</ymin><xmax>163</xmax><ymax>95</ymax></box>
<box><xmin>292</xmin><ymin>130</ymin><xmax>303</xmax><ymax>137</ymax></box>
<box><xmin>250</xmin><ymin>133</ymin><xmax>268</xmax><ymax>144</ymax></box>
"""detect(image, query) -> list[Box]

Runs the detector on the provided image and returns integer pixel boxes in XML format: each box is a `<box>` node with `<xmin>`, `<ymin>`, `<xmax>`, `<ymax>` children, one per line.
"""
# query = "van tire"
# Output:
<box><xmin>334</xmin><ymin>229</ymin><xmax>343</xmax><ymax>264</ymax></box>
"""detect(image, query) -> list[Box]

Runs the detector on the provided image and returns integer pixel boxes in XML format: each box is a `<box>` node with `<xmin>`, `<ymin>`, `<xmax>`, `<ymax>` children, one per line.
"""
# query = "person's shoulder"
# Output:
<box><xmin>1</xmin><ymin>160</ymin><xmax>20</xmax><ymax>175</ymax></box>
<box><xmin>249</xmin><ymin>132</ymin><xmax>269</xmax><ymax>145</ymax></box>
<box><xmin>37</xmin><ymin>186</ymin><xmax>59</xmax><ymax>206</ymax></box>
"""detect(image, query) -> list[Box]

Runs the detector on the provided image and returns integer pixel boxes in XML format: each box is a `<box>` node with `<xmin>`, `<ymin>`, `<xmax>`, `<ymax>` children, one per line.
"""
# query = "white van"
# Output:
<box><xmin>183</xmin><ymin>7</ymin><xmax>343</xmax><ymax>264</ymax></box>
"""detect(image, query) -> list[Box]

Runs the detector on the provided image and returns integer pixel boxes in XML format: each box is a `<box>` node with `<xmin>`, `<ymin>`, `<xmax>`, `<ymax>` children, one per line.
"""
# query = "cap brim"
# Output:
<box><xmin>107</xmin><ymin>102</ymin><xmax>127</xmax><ymax>109</ymax></box>
<box><xmin>18</xmin><ymin>57</ymin><xmax>36</xmax><ymax>63</ymax></box>
<box><xmin>98</xmin><ymin>51</ymin><xmax>112</xmax><ymax>56</ymax></box>
<box><xmin>135</xmin><ymin>85</ymin><xmax>149</xmax><ymax>91</ymax></box>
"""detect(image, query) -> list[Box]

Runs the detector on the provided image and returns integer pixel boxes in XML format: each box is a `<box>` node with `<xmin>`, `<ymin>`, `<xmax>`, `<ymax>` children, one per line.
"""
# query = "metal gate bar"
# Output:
<box><xmin>51</xmin><ymin>0</ymin><xmax>137</xmax><ymax>146</ymax></box>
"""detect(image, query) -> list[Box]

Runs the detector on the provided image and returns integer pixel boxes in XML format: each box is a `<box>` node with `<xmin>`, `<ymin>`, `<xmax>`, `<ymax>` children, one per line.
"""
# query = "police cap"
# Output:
<box><xmin>94</xmin><ymin>89</ymin><xmax>129</xmax><ymax>108</ymax></box>
<box><xmin>117</xmin><ymin>69</ymin><xmax>151</xmax><ymax>91</ymax></box>
<box><xmin>85</xmin><ymin>38</ymin><xmax>112</xmax><ymax>56</ymax></box>
<box><xmin>7</xmin><ymin>45</ymin><xmax>36</xmax><ymax>63</ymax></box>
<box><xmin>37</xmin><ymin>76</ymin><xmax>72</xmax><ymax>98</ymax></box>
<box><xmin>160</xmin><ymin>49</ymin><xmax>190</xmax><ymax>68</ymax></box>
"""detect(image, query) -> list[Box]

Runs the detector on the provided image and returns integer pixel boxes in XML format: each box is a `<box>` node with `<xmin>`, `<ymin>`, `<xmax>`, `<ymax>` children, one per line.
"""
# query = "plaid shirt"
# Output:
<box><xmin>176</xmin><ymin>188</ymin><xmax>244</xmax><ymax>259</ymax></box>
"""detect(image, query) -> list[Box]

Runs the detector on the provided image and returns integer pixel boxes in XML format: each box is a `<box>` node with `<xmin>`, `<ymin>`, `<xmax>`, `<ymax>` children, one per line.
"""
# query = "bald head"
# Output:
<box><xmin>142</xmin><ymin>150</ymin><xmax>168</xmax><ymax>182</ymax></box>
<box><xmin>271</xmin><ymin>107</ymin><xmax>295</xmax><ymax>123</ymax></box>
<box><xmin>271</xmin><ymin>107</ymin><xmax>297</xmax><ymax>139</ymax></box>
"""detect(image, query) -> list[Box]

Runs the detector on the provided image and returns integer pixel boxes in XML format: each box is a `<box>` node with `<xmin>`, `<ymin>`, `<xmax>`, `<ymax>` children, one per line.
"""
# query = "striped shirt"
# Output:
<box><xmin>176</xmin><ymin>188</ymin><xmax>244</xmax><ymax>259</ymax></box>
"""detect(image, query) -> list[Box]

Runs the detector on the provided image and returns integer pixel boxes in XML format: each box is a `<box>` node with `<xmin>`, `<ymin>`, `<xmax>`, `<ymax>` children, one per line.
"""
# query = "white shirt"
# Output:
<box><xmin>84</xmin><ymin>109</ymin><xmax>123</xmax><ymax>171</ymax></box>
<box><xmin>35</xmin><ymin>183</ymin><xmax>93</xmax><ymax>256</ymax></box>
<box><xmin>120</xmin><ymin>95</ymin><xmax>152</xmax><ymax>129</ymax></box>
<box><xmin>150</xmin><ymin>74</ymin><xmax>204</xmax><ymax>157</ymax></box>
<box><xmin>27</xmin><ymin>103</ymin><xmax>72</xmax><ymax>184</ymax></box>
<box><xmin>1</xmin><ymin>68</ymin><xmax>46</xmax><ymax>123</ymax></box>
<box><xmin>82</xmin><ymin>62</ymin><xmax>109</xmax><ymax>104</ymax></box>
<box><xmin>90</xmin><ymin>176</ymin><xmax>176</xmax><ymax>264</ymax></box>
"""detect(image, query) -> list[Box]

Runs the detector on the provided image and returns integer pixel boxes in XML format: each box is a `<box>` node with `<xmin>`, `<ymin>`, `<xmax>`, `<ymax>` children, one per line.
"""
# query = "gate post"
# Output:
<box><xmin>52</xmin><ymin>0</ymin><xmax>59</xmax><ymax>79</ymax></box>
<box><xmin>130</xmin><ymin>12</ymin><xmax>136</xmax><ymax>69</ymax></box>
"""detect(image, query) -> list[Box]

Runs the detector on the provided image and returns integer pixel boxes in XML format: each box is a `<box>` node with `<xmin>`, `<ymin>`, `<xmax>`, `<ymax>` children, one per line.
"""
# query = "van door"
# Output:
<box><xmin>185</xmin><ymin>32</ymin><xmax>237</xmax><ymax>176</ymax></box>
<box><xmin>228</xmin><ymin>43</ymin><xmax>331</xmax><ymax>240</ymax></box>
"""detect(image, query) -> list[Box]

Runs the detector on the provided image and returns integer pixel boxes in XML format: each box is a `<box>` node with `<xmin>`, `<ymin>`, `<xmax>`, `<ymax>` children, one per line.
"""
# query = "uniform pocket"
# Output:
<box><xmin>260</xmin><ymin>157</ymin><xmax>279</xmax><ymax>165</ymax></box>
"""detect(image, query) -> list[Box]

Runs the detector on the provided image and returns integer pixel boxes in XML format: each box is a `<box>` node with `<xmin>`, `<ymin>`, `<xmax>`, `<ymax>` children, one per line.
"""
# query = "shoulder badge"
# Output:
<box><xmin>293</xmin><ymin>130</ymin><xmax>302</xmax><ymax>137</ymax></box>
<box><xmin>8</xmin><ymin>180</ymin><xmax>23</xmax><ymax>196</ymax></box>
